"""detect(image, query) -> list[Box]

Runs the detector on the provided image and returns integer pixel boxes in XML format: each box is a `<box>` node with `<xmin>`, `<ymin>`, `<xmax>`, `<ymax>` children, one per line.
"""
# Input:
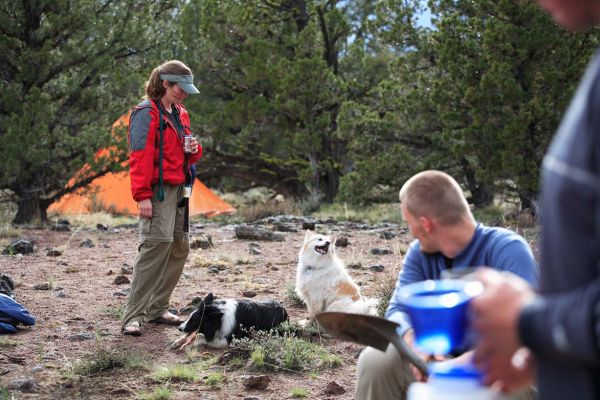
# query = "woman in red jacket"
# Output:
<box><xmin>123</xmin><ymin>60</ymin><xmax>202</xmax><ymax>336</ymax></box>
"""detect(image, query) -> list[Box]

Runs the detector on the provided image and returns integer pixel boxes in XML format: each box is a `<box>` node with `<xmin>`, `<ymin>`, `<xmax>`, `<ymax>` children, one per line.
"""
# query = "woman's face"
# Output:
<box><xmin>162</xmin><ymin>81</ymin><xmax>188</xmax><ymax>104</ymax></box>
<box><xmin>538</xmin><ymin>0</ymin><xmax>600</xmax><ymax>30</ymax></box>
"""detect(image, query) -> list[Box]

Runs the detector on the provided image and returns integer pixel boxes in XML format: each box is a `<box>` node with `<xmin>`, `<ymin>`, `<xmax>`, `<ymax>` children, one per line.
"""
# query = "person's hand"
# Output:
<box><xmin>471</xmin><ymin>268</ymin><xmax>537</xmax><ymax>391</ymax></box>
<box><xmin>190</xmin><ymin>136</ymin><xmax>199</xmax><ymax>154</ymax></box>
<box><xmin>137</xmin><ymin>199</ymin><xmax>152</xmax><ymax>219</ymax></box>
<box><xmin>402</xmin><ymin>329</ymin><xmax>445</xmax><ymax>382</ymax></box>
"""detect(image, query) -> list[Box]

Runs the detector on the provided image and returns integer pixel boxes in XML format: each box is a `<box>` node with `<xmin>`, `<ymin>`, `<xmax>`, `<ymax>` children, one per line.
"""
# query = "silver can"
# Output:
<box><xmin>183</xmin><ymin>135</ymin><xmax>192</xmax><ymax>153</ymax></box>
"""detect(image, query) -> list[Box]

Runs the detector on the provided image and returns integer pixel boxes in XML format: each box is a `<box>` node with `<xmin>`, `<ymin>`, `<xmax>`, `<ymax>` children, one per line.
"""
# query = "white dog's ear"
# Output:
<box><xmin>303</xmin><ymin>229</ymin><xmax>313</xmax><ymax>243</ymax></box>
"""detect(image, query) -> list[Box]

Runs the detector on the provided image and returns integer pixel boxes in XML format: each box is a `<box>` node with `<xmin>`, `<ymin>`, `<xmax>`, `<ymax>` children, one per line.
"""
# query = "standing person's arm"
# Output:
<box><xmin>129</xmin><ymin>106</ymin><xmax>157</xmax><ymax>218</ymax></box>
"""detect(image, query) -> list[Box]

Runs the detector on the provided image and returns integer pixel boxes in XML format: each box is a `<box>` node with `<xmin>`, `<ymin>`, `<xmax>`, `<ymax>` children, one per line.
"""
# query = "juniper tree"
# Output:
<box><xmin>0</xmin><ymin>0</ymin><xmax>179</xmax><ymax>223</ymax></box>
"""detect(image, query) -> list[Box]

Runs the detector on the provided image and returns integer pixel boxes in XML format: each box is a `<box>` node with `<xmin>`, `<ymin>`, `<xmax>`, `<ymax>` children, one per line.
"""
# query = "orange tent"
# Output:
<box><xmin>49</xmin><ymin>116</ymin><xmax>236</xmax><ymax>218</ymax></box>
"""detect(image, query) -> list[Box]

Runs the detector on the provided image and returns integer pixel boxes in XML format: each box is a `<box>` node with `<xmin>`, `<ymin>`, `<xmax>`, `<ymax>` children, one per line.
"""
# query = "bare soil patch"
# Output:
<box><xmin>0</xmin><ymin>218</ymin><xmax>411</xmax><ymax>399</ymax></box>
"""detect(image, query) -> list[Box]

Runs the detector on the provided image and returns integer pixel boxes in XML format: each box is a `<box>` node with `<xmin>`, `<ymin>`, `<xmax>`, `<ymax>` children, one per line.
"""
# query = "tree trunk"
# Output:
<box><xmin>13</xmin><ymin>196</ymin><xmax>48</xmax><ymax>224</ymax></box>
<box><xmin>460</xmin><ymin>158</ymin><xmax>494</xmax><ymax>207</ymax></box>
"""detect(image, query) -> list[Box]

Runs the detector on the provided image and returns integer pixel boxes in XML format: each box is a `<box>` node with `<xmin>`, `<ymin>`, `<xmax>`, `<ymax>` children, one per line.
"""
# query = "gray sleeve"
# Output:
<box><xmin>518</xmin><ymin>282</ymin><xmax>600</xmax><ymax>364</ymax></box>
<box><xmin>129</xmin><ymin>108</ymin><xmax>153</xmax><ymax>151</ymax></box>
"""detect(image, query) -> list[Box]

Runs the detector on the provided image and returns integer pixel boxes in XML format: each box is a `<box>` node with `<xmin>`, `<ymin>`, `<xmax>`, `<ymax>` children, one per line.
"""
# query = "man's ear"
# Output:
<box><xmin>420</xmin><ymin>216</ymin><xmax>434</xmax><ymax>233</ymax></box>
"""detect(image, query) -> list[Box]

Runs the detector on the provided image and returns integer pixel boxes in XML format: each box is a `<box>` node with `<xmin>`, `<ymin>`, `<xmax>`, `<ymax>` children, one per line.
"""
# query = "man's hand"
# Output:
<box><xmin>471</xmin><ymin>268</ymin><xmax>537</xmax><ymax>392</ymax></box>
<box><xmin>402</xmin><ymin>329</ymin><xmax>444</xmax><ymax>382</ymax></box>
<box><xmin>137</xmin><ymin>199</ymin><xmax>152</xmax><ymax>219</ymax></box>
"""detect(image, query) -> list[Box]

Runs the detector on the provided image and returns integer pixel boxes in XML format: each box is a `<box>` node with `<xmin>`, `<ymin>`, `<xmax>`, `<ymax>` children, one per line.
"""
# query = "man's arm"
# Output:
<box><xmin>519</xmin><ymin>280</ymin><xmax>600</xmax><ymax>365</ymax></box>
<box><xmin>385</xmin><ymin>242</ymin><xmax>427</xmax><ymax>336</ymax></box>
<box><xmin>491</xmin><ymin>236</ymin><xmax>538</xmax><ymax>286</ymax></box>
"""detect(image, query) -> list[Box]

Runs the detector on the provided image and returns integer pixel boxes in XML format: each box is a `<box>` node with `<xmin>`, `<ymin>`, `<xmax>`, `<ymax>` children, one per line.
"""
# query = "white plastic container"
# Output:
<box><xmin>408</xmin><ymin>363</ymin><xmax>509</xmax><ymax>400</ymax></box>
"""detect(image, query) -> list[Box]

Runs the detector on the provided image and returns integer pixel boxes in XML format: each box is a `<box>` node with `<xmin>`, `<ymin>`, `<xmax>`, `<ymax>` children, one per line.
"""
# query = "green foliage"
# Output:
<box><xmin>0</xmin><ymin>337</ymin><xmax>19</xmax><ymax>347</ymax></box>
<box><xmin>138</xmin><ymin>387</ymin><xmax>172</xmax><ymax>400</ymax></box>
<box><xmin>70</xmin><ymin>348</ymin><xmax>147</xmax><ymax>376</ymax></box>
<box><xmin>285</xmin><ymin>283</ymin><xmax>306</xmax><ymax>308</ymax></box>
<box><xmin>291</xmin><ymin>387</ymin><xmax>309</xmax><ymax>398</ymax></box>
<box><xmin>232</xmin><ymin>330</ymin><xmax>338</xmax><ymax>372</ymax></box>
<box><xmin>204</xmin><ymin>372</ymin><xmax>224</xmax><ymax>386</ymax></box>
<box><xmin>312</xmin><ymin>202</ymin><xmax>403</xmax><ymax>224</ymax></box>
<box><xmin>152</xmin><ymin>364</ymin><xmax>199</xmax><ymax>383</ymax></box>
<box><xmin>0</xmin><ymin>1</ymin><xmax>181</xmax><ymax>223</ymax></box>
<box><xmin>180</xmin><ymin>0</ymin><xmax>389</xmax><ymax>202</ymax></box>
<box><xmin>339</xmin><ymin>0</ymin><xmax>600</xmax><ymax>207</ymax></box>
<box><xmin>101</xmin><ymin>306</ymin><xmax>125</xmax><ymax>320</ymax></box>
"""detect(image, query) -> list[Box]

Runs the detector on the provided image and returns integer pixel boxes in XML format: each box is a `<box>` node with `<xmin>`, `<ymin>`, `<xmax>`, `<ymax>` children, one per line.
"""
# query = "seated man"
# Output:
<box><xmin>355</xmin><ymin>170</ymin><xmax>538</xmax><ymax>400</ymax></box>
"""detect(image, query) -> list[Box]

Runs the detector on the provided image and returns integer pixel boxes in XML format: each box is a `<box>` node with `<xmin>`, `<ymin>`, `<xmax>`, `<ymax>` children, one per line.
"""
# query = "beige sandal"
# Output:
<box><xmin>150</xmin><ymin>312</ymin><xmax>182</xmax><ymax>326</ymax></box>
<box><xmin>122</xmin><ymin>321</ymin><xmax>142</xmax><ymax>336</ymax></box>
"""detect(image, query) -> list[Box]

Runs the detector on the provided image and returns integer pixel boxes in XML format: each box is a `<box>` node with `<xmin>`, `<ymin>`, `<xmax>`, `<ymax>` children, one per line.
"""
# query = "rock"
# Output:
<box><xmin>302</xmin><ymin>221</ymin><xmax>316</xmax><ymax>231</ymax></box>
<box><xmin>370</xmin><ymin>248</ymin><xmax>392</xmax><ymax>255</ymax></box>
<box><xmin>242</xmin><ymin>375</ymin><xmax>271</xmax><ymax>390</ymax></box>
<box><xmin>347</xmin><ymin>263</ymin><xmax>362</xmax><ymax>270</ymax></box>
<box><xmin>2</xmin><ymin>239</ymin><xmax>34</xmax><ymax>255</ymax></box>
<box><xmin>249</xmin><ymin>248</ymin><xmax>261</xmax><ymax>255</ymax></box>
<box><xmin>0</xmin><ymin>274</ymin><xmax>15</xmax><ymax>297</ymax></box>
<box><xmin>335</xmin><ymin>237</ymin><xmax>349</xmax><ymax>247</ymax></box>
<box><xmin>96</xmin><ymin>223</ymin><xmax>108</xmax><ymax>231</ymax></box>
<box><xmin>368</xmin><ymin>265</ymin><xmax>385</xmax><ymax>272</ymax></box>
<box><xmin>7</xmin><ymin>378</ymin><xmax>38</xmax><ymax>393</ymax></box>
<box><xmin>380</xmin><ymin>231</ymin><xmax>397</xmax><ymax>240</ymax></box>
<box><xmin>241</xmin><ymin>290</ymin><xmax>256</xmax><ymax>298</ymax></box>
<box><xmin>113</xmin><ymin>288</ymin><xmax>130</xmax><ymax>297</ymax></box>
<box><xmin>46</xmin><ymin>248</ymin><xmax>62</xmax><ymax>257</ymax></box>
<box><xmin>55</xmin><ymin>290</ymin><xmax>67</xmax><ymax>298</ymax></box>
<box><xmin>191</xmin><ymin>234</ymin><xmax>213</xmax><ymax>249</ymax></box>
<box><xmin>208</xmin><ymin>266</ymin><xmax>226</xmax><ymax>274</ymax></box>
<box><xmin>113</xmin><ymin>275</ymin><xmax>130</xmax><ymax>285</ymax></box>
<box><xmin>68</xmin><ymin>333</ymin><xmax>95</xmax><ymax>341</ymax></box>
<box><xmin>51</xmin><ymin>222</ymin><xmax>70</xmax><ymax>232</ymax></box>
<box><xmin>79</xmin><ymin>239</ymin><xmax>95</xmax><ymax>248</ymax></box>
<box><xmin>121</xmin><ymin>266</ymin><xmax>133</xmax><ymax>275</ymax></box>
<box><xmin>33</xmin><ymin>283</ymin><xmax>51</xmax><ymax>291</ymax></box>
<box><xmin>324</xmin><ymin>381</ymin><xmax>346</xmax><ymax>395</ymax></box>
<box><xmin>273</xmin><ymin>223</ymin><xmax>297</xmax><ymax>232</ymax></box>
<box><xmin>235</xmin><ymin>225</ymin><xmax>284</xmax><ymax>242</ymax></box>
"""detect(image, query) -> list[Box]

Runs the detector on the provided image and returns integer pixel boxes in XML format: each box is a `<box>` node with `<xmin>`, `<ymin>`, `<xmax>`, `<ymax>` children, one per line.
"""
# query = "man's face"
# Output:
<box><xmin>538</xmin><ymin>0</ymin><xmax>600</xmax><ymax>30</ymax></box>
<box><xmin>401</xmin><ymin>206</ymin><xmax>439</xmax><ymax>254</ymax></box>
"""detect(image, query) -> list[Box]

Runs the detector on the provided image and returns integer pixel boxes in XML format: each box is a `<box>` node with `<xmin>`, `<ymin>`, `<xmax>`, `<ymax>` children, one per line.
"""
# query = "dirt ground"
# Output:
<box><xmin>0</xmin><ymin>217</ymin><xmax>415</xmax><ymax>399</ymax></box>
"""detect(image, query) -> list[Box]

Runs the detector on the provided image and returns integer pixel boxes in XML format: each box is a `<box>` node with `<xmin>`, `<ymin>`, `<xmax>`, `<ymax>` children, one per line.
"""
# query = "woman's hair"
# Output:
<box><xmin>399</xmin><ymin>170</ymin><xmax>474</xmax><ymax>226</ymax></box>
<box><xmin>144</xmin><ymin>60</ymin><xmax>193</xmax><ymax>100</ymax></box>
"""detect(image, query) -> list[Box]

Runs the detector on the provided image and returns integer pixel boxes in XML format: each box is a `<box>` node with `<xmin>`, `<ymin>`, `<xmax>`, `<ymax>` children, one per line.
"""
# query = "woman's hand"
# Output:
<box><xmin>190</xmin><ymin>136</ymin><xmax>199</xmax><ymax>154</ymax></box>
<box><xmin>137</xmin><ymin>199</ymin><xmax>152</xmax><ymax>219</ymax></box>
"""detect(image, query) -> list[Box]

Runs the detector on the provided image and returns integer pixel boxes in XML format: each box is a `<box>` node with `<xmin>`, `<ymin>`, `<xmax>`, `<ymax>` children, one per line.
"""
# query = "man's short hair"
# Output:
<box><xmin>399</xmin><ymin>170</ymin><xmax>473</xmax><ymax>226</ymax></box>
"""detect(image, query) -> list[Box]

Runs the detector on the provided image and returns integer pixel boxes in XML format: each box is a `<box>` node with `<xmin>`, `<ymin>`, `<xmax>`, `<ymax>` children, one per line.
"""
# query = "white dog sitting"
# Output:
<box><xmin>296</xmin><ymin>230</ymin><xmax>378</xmax><ymax>320</ymax></box>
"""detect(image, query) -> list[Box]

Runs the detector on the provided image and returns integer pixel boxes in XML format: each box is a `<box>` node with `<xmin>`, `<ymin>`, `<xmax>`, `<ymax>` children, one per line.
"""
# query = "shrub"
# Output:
<box><xmin>152</xmin><ymin>364</ymin><xmax>199</xmax><ymax>383</ymax></box>
<box><xmin>70</xmin><ymin>348</ymin><xmax>147</xmax><ymax>376</ymax></box>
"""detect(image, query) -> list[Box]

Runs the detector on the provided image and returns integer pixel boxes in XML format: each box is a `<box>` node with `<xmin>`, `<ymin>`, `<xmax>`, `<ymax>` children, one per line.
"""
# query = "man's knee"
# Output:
<box><xmin>358</xmin><ymin>346</ymin><xmax>393</xmax><ymax>380</ymax></box>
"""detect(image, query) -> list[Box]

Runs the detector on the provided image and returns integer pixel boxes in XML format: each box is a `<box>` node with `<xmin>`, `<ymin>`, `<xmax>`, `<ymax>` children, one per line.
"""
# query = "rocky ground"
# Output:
<box><xmin>0</xmin><ymin>215</ymin><xmax>418</xmax><ymax>399</ymax></box>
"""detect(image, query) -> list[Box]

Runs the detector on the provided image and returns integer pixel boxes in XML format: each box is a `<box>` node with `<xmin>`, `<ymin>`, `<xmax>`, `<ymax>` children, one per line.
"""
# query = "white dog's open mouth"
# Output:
<box><xmin>315</xmin><ymin>243</ymin><xmax>330</xmax><ymax>255</ymax></box>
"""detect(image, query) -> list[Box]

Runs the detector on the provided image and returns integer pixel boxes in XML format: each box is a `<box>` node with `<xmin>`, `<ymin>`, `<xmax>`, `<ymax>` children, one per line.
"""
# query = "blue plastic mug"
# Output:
<box><xmin>398</xmin><ymin>279</ymin><xmax>483</xmax><ymax>355</ymax></box>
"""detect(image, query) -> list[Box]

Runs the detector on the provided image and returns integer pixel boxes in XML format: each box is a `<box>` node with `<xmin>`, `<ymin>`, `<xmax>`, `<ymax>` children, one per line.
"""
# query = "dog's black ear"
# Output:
<box><xmin>204</xmin><ymin>293</ymin><xmax>214</xmax><ymax>305</ymax></box>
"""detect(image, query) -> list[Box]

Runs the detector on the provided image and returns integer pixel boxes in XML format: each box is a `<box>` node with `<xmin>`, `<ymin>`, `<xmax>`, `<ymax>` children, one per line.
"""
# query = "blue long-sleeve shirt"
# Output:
<box><xmin>386</xmin><ymin>224</ymin><xmax>538</xmax><ymax>336</ymax></box>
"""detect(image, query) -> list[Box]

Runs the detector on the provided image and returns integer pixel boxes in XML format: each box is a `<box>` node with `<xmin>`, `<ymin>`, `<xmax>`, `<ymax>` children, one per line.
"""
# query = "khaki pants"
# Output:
<box><xmin>122</xmin><ymin>184</ymin><xmax>189</xmax><ymax>327</ymax></box>
<box><xmin>356</xmin><ymin>345</ymin><xmax>538</xmax><ymax>400</ymax></box>
<box><xmin>356</xmin><ymin>344</ymin><xmax>415</xmax><ymax>400</ymax></box>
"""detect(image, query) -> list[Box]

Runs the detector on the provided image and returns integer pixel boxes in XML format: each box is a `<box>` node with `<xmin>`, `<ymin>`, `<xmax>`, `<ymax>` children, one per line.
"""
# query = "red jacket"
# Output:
<box><xmin>128</xmin><ymin>99</ymin><xmax>202</xmax><ymax>202</ymax></box>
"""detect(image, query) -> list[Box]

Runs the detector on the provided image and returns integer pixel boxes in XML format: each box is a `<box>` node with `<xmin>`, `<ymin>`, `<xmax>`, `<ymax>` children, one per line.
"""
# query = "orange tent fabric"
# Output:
<box><xmin>48</xmin><ymin>115</ymin><xmax>235</xmax><ymax>218</ymax></box>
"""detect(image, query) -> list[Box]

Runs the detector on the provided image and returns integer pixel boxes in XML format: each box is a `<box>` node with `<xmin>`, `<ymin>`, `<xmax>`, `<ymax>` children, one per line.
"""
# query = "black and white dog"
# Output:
<box><xmin>172</xmin><ymin>293</ymin><xmax>288</xmax><ymax>349</ymax></box>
